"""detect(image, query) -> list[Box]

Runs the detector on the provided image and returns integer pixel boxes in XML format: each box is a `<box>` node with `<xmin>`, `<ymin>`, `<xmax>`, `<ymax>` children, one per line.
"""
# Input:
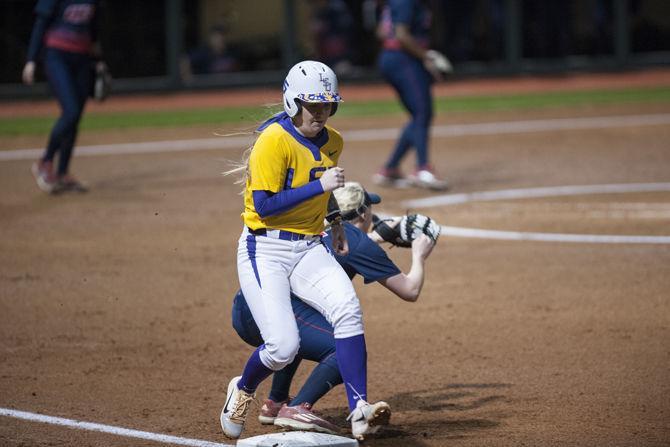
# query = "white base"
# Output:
<box><xmin>236</xmin><ymin>431</ymin><xmax>358</xmax><ymax>447</ymax></box>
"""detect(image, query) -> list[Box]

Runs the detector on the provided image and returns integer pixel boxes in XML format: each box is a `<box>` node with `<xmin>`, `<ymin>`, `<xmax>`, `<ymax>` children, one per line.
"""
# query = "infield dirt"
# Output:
<box><xmin>1</xmin><ymin>70</ymin><xmax>670</xmax><ymax>446</ymax></box>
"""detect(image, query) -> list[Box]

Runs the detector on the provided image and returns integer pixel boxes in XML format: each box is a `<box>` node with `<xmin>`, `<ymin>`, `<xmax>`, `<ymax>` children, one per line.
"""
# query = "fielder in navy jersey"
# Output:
<box><xmin>23</xmin><ymin>0</ymin><xmax>105</xmax><ymax>194</ymax></box>
<box><xmin>231</xmin><ymin>182</ymin><xmax>437</xmax><ymax>434</ymax></box>
<box><xmin>373</xmin><ymin>0</ymin><xmax>451</xmax><ymax>191</ymax></box>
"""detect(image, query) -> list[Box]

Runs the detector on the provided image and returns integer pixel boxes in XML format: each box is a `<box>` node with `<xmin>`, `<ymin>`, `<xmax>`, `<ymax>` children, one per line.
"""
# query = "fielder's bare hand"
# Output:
<box><xmin>320</xmin><ymin>167</ymin><xmax>345</xmax><ymax>192</ymax></box>
<box><xmin>412</xmin><ymin>234</ymin><xmax>436</xmax><ymax>262</ymax></box>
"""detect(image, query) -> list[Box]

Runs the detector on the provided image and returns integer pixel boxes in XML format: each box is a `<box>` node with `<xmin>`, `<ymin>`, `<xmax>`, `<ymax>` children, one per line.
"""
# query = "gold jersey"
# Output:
<box><xmin>242</xmin><ymin>119</ymin><xmax>343</xmax><ymax>235</ymax></box>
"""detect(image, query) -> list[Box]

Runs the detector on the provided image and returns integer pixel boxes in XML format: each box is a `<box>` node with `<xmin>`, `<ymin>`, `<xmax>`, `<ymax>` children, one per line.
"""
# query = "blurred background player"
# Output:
<box><xmin>231</xmin><ymin>182</ymin><xmax>437</xmax><ymax>435</ymax></box>
<box><xmin>220</xmin><ymin>61</ymin><xmax>390</xmax><ymax>441</ymax></box>
<box><xmin>23</xmin><ymin>0</ymin><xmax>106</xmax><ymax>194</ymax></box>
<box><xmin>180</xmin><ymin>24</ymin><xmax>239</xmax><ymax>81</ymax></box>
<box><xmin>373</xmin><ymin>0</ymin><xmax>451</xmax><ymax>190</ymax></box>
<box><xmin>309</xmin><ymin>0</ymin><xmax>355</xmax><ymax>76</ymax></box>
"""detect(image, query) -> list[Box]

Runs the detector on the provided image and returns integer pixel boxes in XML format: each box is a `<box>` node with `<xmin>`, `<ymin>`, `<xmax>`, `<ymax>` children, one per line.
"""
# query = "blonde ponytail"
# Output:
<box><xmin>222</xmin><ymin>103</ymin><xmax>283</xmax><ymax>192</ymax></box>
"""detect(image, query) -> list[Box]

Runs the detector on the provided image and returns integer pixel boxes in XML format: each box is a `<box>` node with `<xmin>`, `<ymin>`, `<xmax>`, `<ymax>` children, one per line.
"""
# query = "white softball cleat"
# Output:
<box><xmin>347</xmin><ymin>399</ymin><xmax>391</xmax><ymax>441</ymax></box>
<box><xmin>408</xmin><ymin>168</ymin><xmax>448</xmax><ymax>191</ymax></box>
<box><xmin>220</xmin><ymin>376</ymin><xmax>255</xmax><ymax>439</ymax></box>
<box><xmin>372</xmin><ymin>167</ymin><xmax>411</xmax><ymax>189</ymax></box>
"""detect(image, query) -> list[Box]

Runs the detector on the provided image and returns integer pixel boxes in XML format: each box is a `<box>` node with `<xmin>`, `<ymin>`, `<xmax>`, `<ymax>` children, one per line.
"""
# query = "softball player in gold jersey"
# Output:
<box><xmin>221</xmin><ymin>61</ymin><xmax>390</xmax><ymax>441</ymax></box>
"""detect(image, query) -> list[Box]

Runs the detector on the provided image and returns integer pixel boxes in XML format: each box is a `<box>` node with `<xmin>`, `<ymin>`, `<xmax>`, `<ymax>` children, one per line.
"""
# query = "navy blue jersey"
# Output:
<box><xmin>28</xmin><ymin>0</ymin><xmax>98</xmax><ymax>60</ymax></box>
<box><xmin>322</xmin><ymin>222</ymin><xmax>401</xmax><ymax>284</ymax></box>
<box><xmin>380</xmin><ymin>0</ymin><xmax>431</xmax><ymax>50</ymax></box>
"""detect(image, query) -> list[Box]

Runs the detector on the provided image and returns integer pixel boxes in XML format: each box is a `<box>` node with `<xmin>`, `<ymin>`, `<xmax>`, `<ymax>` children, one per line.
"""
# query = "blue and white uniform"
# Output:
<box><xmin>26</xmin><ymin>0</ymin><xmax>99</xmax><ymax>177</ymax></box>
<box><xmin>378</xmin><ymin>0</ymin><xmax>434</xmax><ymax>170</ymax></box>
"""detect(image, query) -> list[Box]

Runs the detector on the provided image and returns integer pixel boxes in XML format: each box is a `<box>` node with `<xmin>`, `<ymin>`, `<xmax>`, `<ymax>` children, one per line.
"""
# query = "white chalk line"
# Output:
<box><xmin>0</xmin><ymin>407</ymin><xmax>232</xmax><ymax>447</ymax></box>
<box><xmin>439</xmin><ymin>226</ymin><xmax>670</xmax><ymax>244</ymax></box>
<box><xmin>1</xmin><ymin>113</ymin><xmax>669</xmax><ymax>161</ymax></box>
<box><xmin>401</xmin><ymin>183</ymin><xmax>670</xmax><ymax>244</ymax></box>
<box><xmin>403</xmin><ymin>182</ymin><xmax>670</xmax><ymax>208</ymax></box>
<box><xmin>2</xmin><ymin>120</ymin><xmax>666</xmax><ymax>442</ymax></box>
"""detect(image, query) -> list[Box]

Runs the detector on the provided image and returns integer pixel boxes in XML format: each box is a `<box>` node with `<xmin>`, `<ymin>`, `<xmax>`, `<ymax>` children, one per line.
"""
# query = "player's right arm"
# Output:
<box><xmin>377</xmin><ymin>235</ymin><xmax>435</xmax><ymax>302</ymax></box>
<box><xmin>248</xmin><ymin>131</ymin><xmax>344</xmax><ymax>218</ymax></box>
<box><xmin>339</xmin><ymin>224</ymin><xmax>434</xmax><ymax>302</ymax></box>
<box><xmin>23</xmin><ymin>0</ymin><xmax>57</xmax><ymax>85</ymax></box>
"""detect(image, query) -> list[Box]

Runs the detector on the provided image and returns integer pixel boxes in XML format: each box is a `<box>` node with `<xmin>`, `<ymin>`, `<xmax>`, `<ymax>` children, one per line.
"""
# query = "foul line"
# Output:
<box><xmin>2</xmin><ymin>113</ymin><xmax>670</xmax><ymax>161</ymax></box>
<box><xmin>401</xmin><ymin>183</ymin><xmax>670</xmax><ymax>245</ymax></box>
<box><xmin>439</xmin><ymin>226</ymin><xmax>670</xmax><ymax>244</ymax></box>
<box><xmin>0</xmin><ymin>407</ymin><xmax>232</xmax><ymax>447</ymax></box>
<box><xmin>403</xmin><ymin>182</ymin><xmax>670</xmax><ymax>208</ymax></box>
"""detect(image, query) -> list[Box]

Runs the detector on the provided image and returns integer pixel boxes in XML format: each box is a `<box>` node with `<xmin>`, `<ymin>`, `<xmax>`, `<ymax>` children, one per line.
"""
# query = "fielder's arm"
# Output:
<box><xmin>377</xmin><ymin>235</ymin><xmax>435</xmax><ymax>302</ymax></box>
<box><xmin>394</xmin><ymin>24</ymin><xmax>428</xmax><ymax>60</ymax></box>
<box><xmin>395</xmin><ymin>24</ymin><xmax>452</xmax><ymax>80</ymax></box>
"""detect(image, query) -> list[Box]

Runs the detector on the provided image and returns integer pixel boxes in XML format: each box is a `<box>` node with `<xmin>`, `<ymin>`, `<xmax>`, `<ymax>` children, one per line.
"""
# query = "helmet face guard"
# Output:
<box><xmin>283</xmin><ymin>61</ymin><xmax>342</xmax><ymax>117</ymax></box>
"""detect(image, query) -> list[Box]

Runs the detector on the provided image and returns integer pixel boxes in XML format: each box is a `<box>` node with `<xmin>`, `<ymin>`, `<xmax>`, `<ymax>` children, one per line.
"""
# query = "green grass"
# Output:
<box><xmin>1</xmin><ymin>86</ymin><xmax>669</xmax><ymax>137</ymax></box>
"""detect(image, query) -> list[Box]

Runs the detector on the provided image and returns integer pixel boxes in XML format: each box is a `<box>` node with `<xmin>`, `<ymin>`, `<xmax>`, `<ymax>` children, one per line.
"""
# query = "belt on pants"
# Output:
<box><xmin>248</xmin><ymin>227</ymin><xmax>320</xmax><ymax>242</ymax></box>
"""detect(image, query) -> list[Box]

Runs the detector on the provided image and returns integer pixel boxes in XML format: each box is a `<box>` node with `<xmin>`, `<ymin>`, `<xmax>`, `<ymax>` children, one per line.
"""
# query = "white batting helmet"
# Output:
<box><xmin>282</xmin><ymin>60</ymin><xmax>342</xmax><ymax>117</ymax></box>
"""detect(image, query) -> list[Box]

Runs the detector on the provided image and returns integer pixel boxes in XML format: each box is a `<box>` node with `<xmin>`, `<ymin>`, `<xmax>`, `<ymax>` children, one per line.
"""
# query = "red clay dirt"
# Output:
<box><xmin>1</xmin><ymin>70</ymin><xmax>669</xmax><ymax>447</ymax></box>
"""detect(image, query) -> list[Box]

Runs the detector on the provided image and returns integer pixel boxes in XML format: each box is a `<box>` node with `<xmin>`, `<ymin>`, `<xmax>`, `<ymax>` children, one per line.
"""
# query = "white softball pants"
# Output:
<box><xmin>237</xmin><ymin>227</ymin><xmax>364</xmax><ymax>371</ymax></box>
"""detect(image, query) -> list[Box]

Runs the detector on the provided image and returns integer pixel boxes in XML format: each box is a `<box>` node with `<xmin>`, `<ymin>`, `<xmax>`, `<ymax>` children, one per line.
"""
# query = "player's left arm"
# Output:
<box><xmin>368</xmin><ymin>216</ymin><xmax>402</xmax><ymax>244</ymax></box>
<box><xmin>394</xmin><ymin>23</ymin><xmax>427</xmax><ymax>60</ymax></box>
<box><xmin>395</xmin><ymin>23</ymin><xmax>452</xmax><ymax>81</ymax></box>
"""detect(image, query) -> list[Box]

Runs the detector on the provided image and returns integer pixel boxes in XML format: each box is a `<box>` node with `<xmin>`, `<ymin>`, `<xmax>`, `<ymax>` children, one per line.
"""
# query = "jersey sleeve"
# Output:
<box><xmin>325</xmin><ymin>126</ymin><xmax>344</xmax><ymax>164</ymax></box>
<box><xmin>351</xmin><ymin>235</ymin><xmax>401</xmax><ymax>283</ymax></box>
<box><xmin>247</xmin><ymin>129</ymin><xmax>289</xmax><ymax>193</ymax></box>
<box><xmin>26</xmin><ymin>16</ymin><xmax>49</xmax><ymax>62</ymax></box>
<box><xmin>252</xmin><ymin>181</ymin><xmax>323</xmax><ymax>218</ymax></box>
<box><xmin>331</xmin><ymin>224</ymin><xmax>401</xmax><ymax>284</ymax></box>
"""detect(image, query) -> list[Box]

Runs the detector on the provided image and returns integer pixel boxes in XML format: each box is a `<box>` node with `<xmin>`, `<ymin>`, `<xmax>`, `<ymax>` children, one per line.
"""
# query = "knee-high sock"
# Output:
<box><xmin>291</xmin><ymin>352</ymin><xmax>342</xmax><ymax>407</ymax></box>
<box><xmin>268</xmin><ymin>356</ymin><xmax>301</xmax><ymax>403</ymax></box>
<box><xmin>238</xmin><ymin>345</ymin><xmax>273</xmax><ymax>393</ymax></box>
<box><xmin>386</xmin><ymin>122</ymin><xmax>413</xmax><ymax>169</ymax></box>
<box><xmin>335</xmin><ymin>334</ymin><xmax>367</xmax><ymax>411</ymax></box>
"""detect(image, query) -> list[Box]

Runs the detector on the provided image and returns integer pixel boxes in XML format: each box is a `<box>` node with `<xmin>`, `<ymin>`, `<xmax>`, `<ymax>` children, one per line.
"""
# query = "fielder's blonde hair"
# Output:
<box><xmin>332</xmin><ymin>182</ymin><xmax>366</xmax><ymax>216</ymax></box>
